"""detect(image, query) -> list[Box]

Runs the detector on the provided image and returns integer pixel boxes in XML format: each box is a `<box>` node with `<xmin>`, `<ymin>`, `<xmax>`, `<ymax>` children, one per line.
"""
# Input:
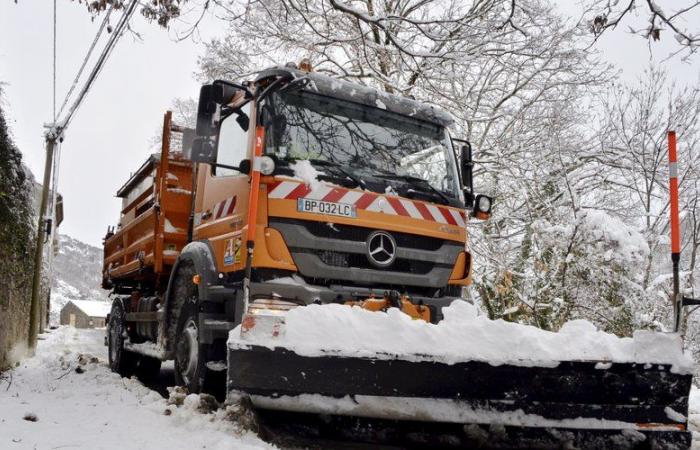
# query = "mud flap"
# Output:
<box><xmin>227</xmin><ymin>345</ymin><xmax>693</xmax><ymax>449</ymax></box>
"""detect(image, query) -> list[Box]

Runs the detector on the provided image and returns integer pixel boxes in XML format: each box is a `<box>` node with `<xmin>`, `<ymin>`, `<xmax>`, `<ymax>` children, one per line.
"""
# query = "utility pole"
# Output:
<box><xmin>28</xmin><ymin>125</ymin><xmax>61</xmax><ymax>353</ymax></box>
<box><xmin>25</xmin><ymin>0</ymin><xmax>136</xmax><ymax>354</ymax></box>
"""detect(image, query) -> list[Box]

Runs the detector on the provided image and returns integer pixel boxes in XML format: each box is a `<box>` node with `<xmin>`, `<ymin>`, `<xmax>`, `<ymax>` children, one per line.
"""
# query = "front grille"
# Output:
<box><xmin>314</xmin><ymin>250</ymin><xmax>434</xmax><ymax>274</ymax></box>
<box><xmin>273</xmin><ymin>218</ymin><xmax>445</xmax><ymax>251</ymax></box>
<box><xmin>268</xmin><ymin>218</ymin><xmax>462</xmax><ymax>289</ymax></box>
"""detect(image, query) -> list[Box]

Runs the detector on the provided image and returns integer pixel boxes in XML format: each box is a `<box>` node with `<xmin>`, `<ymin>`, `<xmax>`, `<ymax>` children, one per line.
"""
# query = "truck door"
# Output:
<box><xmin>193</xmin><ymin>103</ymin><xmax>253</xmax><ymax>272</ymax></box>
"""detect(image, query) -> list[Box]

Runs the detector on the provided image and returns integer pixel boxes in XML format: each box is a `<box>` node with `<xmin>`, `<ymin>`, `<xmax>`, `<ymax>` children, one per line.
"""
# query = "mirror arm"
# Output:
<box><xmin>212</xmin><ymin>162</ymin><xmax>241</xmax><ymax>172</ymax></box>
<box><xmin>213</xmin><ymin>79</ymin><xmax>253</xmax><ymax>100</ymax></box>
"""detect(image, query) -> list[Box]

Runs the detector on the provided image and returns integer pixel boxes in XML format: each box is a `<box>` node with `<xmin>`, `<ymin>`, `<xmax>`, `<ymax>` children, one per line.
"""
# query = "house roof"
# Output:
<box><xmin>66</xmin><ymin>300</ymin><xmax>112</xmax><ymax>318</ymax></box>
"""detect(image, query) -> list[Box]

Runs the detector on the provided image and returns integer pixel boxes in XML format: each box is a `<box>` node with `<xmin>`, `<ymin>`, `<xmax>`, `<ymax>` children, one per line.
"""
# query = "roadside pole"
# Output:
<box><xmin>668</xmin><ymin>130</ymin><xmax>682</xmax><ymax>333</ymax></box>
<box><xmin>28</xmin><ymin>126</ymin><xmax>60</xmax><ymax>353</ymax></box>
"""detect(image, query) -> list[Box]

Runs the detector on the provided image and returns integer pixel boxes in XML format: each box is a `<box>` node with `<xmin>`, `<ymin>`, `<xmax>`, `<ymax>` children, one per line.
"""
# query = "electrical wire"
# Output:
<box><xmin>53</xmin><ymin>0</ymin><xmax>56</xmax><ymax>122</ymax></box>
<box><xmin>42</xmin><ymin>0</ymin><xmax>136</xmax><ymax>281</ymax></box>
<box><xmin>58</xmin><ymin>0</ymin><xmax>138</xmax><ymax>131</ymax></box>
<box><xmin>55</xmin><ymin>4</ymin><xmax>114</xmax><ymax>121</ymax></box>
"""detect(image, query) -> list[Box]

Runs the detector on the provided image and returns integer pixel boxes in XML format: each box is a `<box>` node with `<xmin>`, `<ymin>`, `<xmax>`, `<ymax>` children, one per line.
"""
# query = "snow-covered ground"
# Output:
<box><xmin>2</xmin><ymin>325</ymin><xmax>699</xmax><ymax>449</ymax></box>
<box><xmin>0</xmin><ymin>327</ymin><xmax>272</xmax><ymax>450</ymax></box>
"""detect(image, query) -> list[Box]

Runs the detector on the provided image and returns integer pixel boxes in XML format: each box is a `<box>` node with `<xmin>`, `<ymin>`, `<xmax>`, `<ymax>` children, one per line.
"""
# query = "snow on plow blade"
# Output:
<box><xmin>227</xmin><ymin>345</ymin><xmax>693</xmax><ymax>449</ymax></box>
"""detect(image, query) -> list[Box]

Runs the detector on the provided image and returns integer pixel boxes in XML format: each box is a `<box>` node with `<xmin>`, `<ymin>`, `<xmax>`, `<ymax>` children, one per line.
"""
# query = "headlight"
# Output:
<box><xmin>240</xmin><ymin>298</ymin><xmax>299</xmax><ymax>340</ymax></box>
<box><xmin>247</xmin><ymin>298</ymin><xmax>298</xmax><ymax>315</ymax></box>
<box><xmin>258</xmin><ymin>156</ymin><xmax>276</xmax><ymax>175</ymax></box>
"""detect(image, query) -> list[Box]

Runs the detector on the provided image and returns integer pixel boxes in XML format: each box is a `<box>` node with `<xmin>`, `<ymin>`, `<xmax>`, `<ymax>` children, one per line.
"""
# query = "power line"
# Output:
<box><xmin>56</xmin><ymin>5</ymin><xmax>114</xmax><ymax>121</ymax></box>
<box><xmin>57</xmin><ymin>0</ymin><xmax>138</xmax><ymax>131</ymax></box>
<box><xmin>52</xmin><ymin>0</ymin><xmax>56</xmax><ymax>122</ymax></box>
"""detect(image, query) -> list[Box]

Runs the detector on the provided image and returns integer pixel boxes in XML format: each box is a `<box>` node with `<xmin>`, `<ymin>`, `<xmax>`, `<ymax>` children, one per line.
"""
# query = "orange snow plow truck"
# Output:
<box><xmin>104</xmin><ymin>65</ymin><xmax>693</xmax><ymax>449</ymax></box>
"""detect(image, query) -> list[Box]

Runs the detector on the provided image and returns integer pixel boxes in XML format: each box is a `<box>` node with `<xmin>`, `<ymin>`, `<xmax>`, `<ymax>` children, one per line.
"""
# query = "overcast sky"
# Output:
<box><xmin>0</xmin><ymin>1</ymin><xmax>698</xmax><ymax>247</ymax></box>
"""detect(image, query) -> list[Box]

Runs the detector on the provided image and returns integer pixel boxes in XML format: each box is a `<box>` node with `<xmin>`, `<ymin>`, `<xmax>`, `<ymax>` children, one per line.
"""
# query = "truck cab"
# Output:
<box><xmin>105</xmin><ymin>65</ymin><xmax>492</xmax><ymax>393</ymax></box>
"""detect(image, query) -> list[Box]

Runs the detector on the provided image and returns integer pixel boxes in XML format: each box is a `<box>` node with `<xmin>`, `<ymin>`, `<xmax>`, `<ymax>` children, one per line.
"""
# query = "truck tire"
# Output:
<box><xmin>108</xmin><ymin>302</ymin><xmax>138</xmax><ymax>377</ymax></box>
<box><xmin>172</xmin><ymin>263</ymin><xmax>209</xmax><ymax>393</ymax></box>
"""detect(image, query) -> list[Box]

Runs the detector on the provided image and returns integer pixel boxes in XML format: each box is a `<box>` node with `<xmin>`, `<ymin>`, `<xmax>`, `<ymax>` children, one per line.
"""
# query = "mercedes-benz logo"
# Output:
<box><xmin>366</xmin><ymin>231</ymin><xmax>397</xmax><ymax>268</ymax></box>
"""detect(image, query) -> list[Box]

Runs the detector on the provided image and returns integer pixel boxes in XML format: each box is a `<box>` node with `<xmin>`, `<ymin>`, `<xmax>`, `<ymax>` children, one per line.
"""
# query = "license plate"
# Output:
<box><xmin>297</xmin><ymin>198</ymin><xmax>357</xmax><ymax>218</ymax></box>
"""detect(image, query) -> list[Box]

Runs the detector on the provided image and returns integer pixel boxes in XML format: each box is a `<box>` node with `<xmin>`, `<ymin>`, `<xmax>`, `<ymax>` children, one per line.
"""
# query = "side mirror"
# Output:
<box><xmin>459</xmin><ymin>141</ymin><xmax>474</xmax><ymax>209</ymax></box>
<box><xmin>196</xmin><ymin>82</ymin><xmax>248</xmax><ymax>137</ymax></box>
<box><xmin>190</xmin><ymin>137</ymin><xmax>217</xmax><ymax>165</ymax></box>
<box><xmin>196</xmin><ymin>85</ymin><xmax>219</xmax><ymax>137</ymax></box>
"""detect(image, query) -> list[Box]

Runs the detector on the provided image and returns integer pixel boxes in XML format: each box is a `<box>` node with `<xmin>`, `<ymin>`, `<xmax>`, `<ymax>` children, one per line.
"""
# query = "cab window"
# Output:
<box><xmin>215</xmin><ymin>104</ymin><xmax>250</xmax><ymax>176</ymax></box>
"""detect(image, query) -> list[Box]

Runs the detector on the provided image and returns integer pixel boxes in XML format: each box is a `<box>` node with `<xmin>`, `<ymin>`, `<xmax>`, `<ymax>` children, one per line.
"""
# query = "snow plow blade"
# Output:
<box><xmin>227</xmin><ymin>345</ymin><xmax>692</xmax><ymax>449</ymax></box>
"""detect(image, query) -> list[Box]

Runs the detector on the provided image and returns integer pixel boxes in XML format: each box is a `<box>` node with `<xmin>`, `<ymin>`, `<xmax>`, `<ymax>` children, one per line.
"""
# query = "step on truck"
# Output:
<box><xmin>104</xmin><ymin>63</ymin><xmax>693</xmax><ymax>449</ymax></box>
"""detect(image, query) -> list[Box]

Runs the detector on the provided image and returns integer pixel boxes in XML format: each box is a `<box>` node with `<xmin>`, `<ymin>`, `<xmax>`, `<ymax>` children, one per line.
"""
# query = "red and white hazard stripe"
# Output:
<box><xmin>212</xmin><ymin>196</ymin><xmax>238</xmax><ymax>220</ymax></box>
<box><xmin>268</xmin><ymin>179</ymin><xmax>466</xmax><ymax>227</ymax></box>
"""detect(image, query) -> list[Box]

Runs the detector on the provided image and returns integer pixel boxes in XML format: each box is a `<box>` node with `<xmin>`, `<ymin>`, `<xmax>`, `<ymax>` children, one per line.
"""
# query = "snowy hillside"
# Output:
<box><xmin>50</xmin><ymin>234</ymin><xmax>108</xmax><ymax>324</ymax></box>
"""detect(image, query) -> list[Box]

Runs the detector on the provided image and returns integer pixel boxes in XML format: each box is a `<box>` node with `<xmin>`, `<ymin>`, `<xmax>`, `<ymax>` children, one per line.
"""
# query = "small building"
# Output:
<box><xmin>60</xmin><ymin>300</ymin><xmax>111</xmax><ymax>329</ymax></box>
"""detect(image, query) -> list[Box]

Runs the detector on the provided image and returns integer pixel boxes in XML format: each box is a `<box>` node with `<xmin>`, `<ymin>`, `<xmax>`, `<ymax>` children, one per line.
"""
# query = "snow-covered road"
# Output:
<box><xmin>0</xmin><ymin>327</ymin><xmax>273</xmax><ymax>450</ymax></box>
<box><xmin>2</xmin><ymin>326</ymin><xmax>700</xmax><ymax>449</ymax></box>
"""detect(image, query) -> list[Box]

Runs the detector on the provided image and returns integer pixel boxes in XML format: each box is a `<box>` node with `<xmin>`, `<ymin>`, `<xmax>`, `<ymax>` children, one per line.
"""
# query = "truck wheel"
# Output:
<box><xmin>174</xmin><ymin>301</ymin><xmax>208</xmax><ymax>393</ymax></box>
<box><xmin>172</xmin><ymin>263</ymin><xmax>208</xmax><ymax>393</ymax></box>
<box><xmin>108</xmin><ymin>302</ymin><xmax>138</xmax><ymax>377</ymax></box>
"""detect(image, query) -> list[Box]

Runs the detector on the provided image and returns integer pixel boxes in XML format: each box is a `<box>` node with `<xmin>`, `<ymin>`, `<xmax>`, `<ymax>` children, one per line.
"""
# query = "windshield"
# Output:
<box><xmin>263</xmin><ymin>91</ymin><xmax>462</xmax><ymax>206</ymax></box>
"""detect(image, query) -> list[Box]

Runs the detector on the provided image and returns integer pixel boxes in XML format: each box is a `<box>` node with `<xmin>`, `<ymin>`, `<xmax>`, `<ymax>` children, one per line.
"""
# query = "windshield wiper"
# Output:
<box><xmin>374</xmin><ymin>173</ymin><xmax>452</xmax><ymax>205</ymax></box>
<box><xmin>305</xmin><ymin>159</ymin><xmax>367</xmax><ymax>190</ymax></box>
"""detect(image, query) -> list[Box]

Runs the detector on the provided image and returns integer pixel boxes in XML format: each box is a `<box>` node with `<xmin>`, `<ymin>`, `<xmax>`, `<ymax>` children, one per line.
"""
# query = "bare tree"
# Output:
<box><xmin>595</xmin><ymin>67</ymin><xmax>700</xmax><ymax>333</ymax></box>
<box><xmin>587</xmin><ymin>0</ymin><xmax>700</xmax><ymax>58</ymax></box>
<box><xmin>75</xmin><ymin>0</ymin><xmax>700</xmax><ymax>58</ymax></box>
<box><xmin>74</xmin><ymin>0</ymin><xmax>700</xmax><ymax>339</ymax></box>
<box><xmin>195</xmin><ymin>0</ymin><xmax>625</xmax><ymax>331</ymax></box>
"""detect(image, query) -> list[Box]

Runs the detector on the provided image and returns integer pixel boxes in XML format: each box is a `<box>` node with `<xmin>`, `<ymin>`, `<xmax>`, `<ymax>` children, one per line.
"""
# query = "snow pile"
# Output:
<box><xmin>289</xmin><ymin>160</ymin><xmax>322</xmax><ymax>191</ymax></box>
<box><xmin>164</xmin><ymin>218</ymin><xmax>184</xmax><ymax>233</ymax></box>
<box><xmin>229</xmin><ymin>300</ymin><xmax>694</xmax><ymax>373</ymax></box>
<box><xmin>0</xmin><ymin>327</ymin><xmax>271</xmax><ymax>450</ymax></box>
<box><xmin>167</xmin><ymin>187</ymin><xmax>192</xmax><ymax>195</ymax></box>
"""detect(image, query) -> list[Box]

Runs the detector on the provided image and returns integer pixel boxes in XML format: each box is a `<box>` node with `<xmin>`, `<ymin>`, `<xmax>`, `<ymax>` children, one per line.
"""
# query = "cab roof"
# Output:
<box><xmin>255</xmin><ymin>66</ymin><xmax>455</xmax><ymax>128</ymax></box>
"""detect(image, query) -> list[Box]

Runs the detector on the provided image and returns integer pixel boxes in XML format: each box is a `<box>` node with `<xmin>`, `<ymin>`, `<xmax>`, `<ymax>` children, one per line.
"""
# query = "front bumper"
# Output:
<box><xmin>250</xmin><ymin>279</ymin><xmax>461</xmax><ymax>322</ymax></box>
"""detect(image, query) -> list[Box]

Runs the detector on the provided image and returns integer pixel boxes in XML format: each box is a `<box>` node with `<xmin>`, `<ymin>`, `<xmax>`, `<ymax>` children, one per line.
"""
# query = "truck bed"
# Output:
<box><xmin>103</xmin><ymin>112</ymin><xmax>193</xmax><ymax>288</ymax></box>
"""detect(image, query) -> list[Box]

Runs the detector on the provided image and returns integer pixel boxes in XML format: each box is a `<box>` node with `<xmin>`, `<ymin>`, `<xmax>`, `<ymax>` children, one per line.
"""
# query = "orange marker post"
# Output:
<box><xmin>245</xmin><ymin>125</ymin><xmax>265</xmax><ymax>248</ymax></box>
<box><xmin>243</xmin><ymin>125</ymin><xmax>265</xmax><ymax>310</ymax></box>
<box><xmin>668</xmin><ymin>131</ymin><xmax>681</xmax><ymax>331</ymax></box>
